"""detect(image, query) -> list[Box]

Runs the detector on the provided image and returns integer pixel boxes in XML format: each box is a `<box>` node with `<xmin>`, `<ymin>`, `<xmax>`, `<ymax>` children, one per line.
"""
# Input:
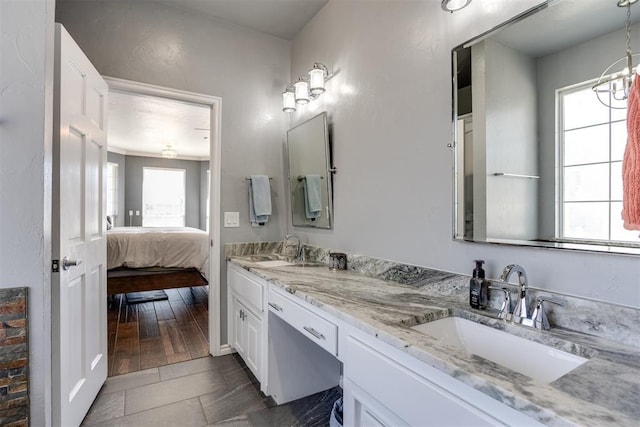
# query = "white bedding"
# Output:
<box><xmin>107</xmin><ymin>227</ymin><xmax>209</xmax><ymax>279</ymax></box>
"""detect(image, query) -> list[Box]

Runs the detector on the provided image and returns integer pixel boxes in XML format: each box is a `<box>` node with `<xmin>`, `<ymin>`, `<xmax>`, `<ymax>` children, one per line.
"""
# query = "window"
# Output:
<box><xmin>558</xmin><ymin>81</ymin><xmax>637</xmax><ymax>244</ymax></box>
<box><xmin>142</xmin><ymin>167</ymin><xmax>186</xmax><ymax>227</ymax></box>
<box><xmin>106</xmin><ymin>162</ymin><xmax>118</xmax><ymax>220</ymax></box>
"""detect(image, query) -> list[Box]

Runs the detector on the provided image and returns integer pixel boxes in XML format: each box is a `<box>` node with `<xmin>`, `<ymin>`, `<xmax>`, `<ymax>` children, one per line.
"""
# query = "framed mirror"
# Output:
<box><xmin>287</xmin><ymin>112</ymin><xmax>334</xmax><ymax>229</ymax></box>
<box><xmin>452</xmin><ymin>0</ymin><xmax>640</xmax><ymax>255</ymax></box>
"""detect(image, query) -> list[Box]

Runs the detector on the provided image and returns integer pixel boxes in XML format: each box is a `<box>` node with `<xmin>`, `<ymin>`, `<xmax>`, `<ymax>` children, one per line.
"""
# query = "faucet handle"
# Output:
<box><xmin>489</xmin><ymin>287</ymin><xmax>512</xmax><ymax>320</ymax></box>
<box><xmin>536</xmin><ymin>297</ymin><xmax>562</xmax><ymax>306</ymax></box>
<box><xmin>531</xmin><ymin>298</ymin><xmax>562</xmax><ymax>330</ymax></box>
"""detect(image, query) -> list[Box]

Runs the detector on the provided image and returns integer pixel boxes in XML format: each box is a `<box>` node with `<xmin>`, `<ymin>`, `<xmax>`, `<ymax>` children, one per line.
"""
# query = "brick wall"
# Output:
<box><xmin>0</xmin><ymin>288</ymin><xmax>29</xmax><ymax>427</ymax></box>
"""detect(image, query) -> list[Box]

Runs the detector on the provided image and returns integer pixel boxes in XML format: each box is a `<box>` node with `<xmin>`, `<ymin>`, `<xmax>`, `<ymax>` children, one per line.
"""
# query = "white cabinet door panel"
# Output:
<box><xmin>245</xmin><ymin>308</ymin><xmax>261</xmax><ymax>376</ymax></box>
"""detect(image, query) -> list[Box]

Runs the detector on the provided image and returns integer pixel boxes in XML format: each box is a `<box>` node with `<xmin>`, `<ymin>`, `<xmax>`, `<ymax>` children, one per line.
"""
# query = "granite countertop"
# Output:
<box><xmin>228</xmin><ymin>256</ymin><xmax>639</xmax><ymax>426</ymax></box>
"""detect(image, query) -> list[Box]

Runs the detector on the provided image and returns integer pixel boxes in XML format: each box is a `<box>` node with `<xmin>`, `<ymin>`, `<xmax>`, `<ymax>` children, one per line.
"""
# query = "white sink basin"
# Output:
<box><xmin>253</xmin><ymin>260</ymin><xmax>295</xmax><ymax>267</ymax></box>
<box><xmin>411</xmin><ymin>317</ymin><xmax>587</xmax><ymax>384</ymax></box>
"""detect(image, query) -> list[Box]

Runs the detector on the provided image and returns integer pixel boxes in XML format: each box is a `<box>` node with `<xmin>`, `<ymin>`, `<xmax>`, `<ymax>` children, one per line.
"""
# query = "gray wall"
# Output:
<box><xmin>107</xmin><ymin>151</ymin><xmax>126</xmax><ymax>226</ymax></box>
<box><xmin>289</xmin><ymin>0</ymin><xmax>640</xmax><ymax>308</ymax></box>
<box><xmin>483</xmin><ymin>39</ymin><xmax>538</xmax><ymax>240</ymax></box>
<box><xmin>56</xmin><ymin>0</ymin><xmax>291</xmax><ymax>344</ymax></box>
<box><xmin>123</xmin><ymin>155</ymin><xmax>203</xmax><ymax>229</ymax></box>
<box><xmin>536</xmin><ymin>23</ymin><xmax>640</xmax><ymax>238</ymax></box>
<box><xmin>0</xmin><ymin>1</ymin><xmax>54</xmax><ymax>425</ymax></box>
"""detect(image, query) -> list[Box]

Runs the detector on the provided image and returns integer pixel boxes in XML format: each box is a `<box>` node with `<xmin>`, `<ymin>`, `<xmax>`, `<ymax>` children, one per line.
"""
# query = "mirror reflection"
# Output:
<box><xmin>287</xmin><ymin>112</ymin><xmax>334</xmax><ymax>229</ymax></box>
<box><xmin>453</xmin><ymin>0</ymin><xmax>640</xmax><ymax>253</ymax></box>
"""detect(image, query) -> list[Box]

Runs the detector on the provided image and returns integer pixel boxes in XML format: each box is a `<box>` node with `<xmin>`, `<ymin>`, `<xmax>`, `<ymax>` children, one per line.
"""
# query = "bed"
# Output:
<box><xmin>107</xmin><ymin>226</ymin><xmax>209</xmax><ymax>295</ymax></box>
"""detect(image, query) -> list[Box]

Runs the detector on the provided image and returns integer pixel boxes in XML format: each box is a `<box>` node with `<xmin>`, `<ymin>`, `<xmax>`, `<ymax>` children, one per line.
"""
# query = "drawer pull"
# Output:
<box><xmin>268</xmin><ymin>302</ymin><xmax>283</xmax><ymax>312</ymax></box>
<box><xmin>303</xmin><ymin>326</ymin><xmax>325</xmax><ymax>340</ymax></box>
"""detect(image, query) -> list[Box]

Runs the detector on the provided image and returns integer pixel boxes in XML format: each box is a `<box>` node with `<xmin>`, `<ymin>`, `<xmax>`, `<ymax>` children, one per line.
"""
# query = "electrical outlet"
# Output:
<box><xmin>224</xmin><ymin>212</ymin><xmax>240</xmax><ymax>228</ymax></box>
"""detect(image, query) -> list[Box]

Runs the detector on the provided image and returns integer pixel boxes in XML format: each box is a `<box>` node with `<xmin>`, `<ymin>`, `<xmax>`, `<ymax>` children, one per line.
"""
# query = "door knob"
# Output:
<box><xmin>62</xmin><ymin>257</ymin><xmax>83</xmax><ymax>270</ymax></box>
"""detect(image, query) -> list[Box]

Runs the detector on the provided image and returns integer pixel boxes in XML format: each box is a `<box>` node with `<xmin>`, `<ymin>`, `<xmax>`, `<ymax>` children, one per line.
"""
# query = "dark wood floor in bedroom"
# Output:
<box><xmin>108</xmin><ymin>286</ymin><xmax>209</xmax><ymax>377</ymax></box>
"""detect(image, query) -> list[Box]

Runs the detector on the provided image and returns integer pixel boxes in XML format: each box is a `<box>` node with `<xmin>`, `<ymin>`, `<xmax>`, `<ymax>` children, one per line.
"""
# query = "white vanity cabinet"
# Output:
<box><xmin>342</xmin><ymin>327</ymin><xmax>544</xmax><ymax>427</ymax></box>
<box><xmin>227</xmin><ymin>260</ymin><xmax>546</xmax><ymax>425</ymax></box>
<box><xmin>266</xmin><ymin>285</ymin><xmax>341</xmax><ymax>404</ymax></box>
<box><xmin>230</xmin><ymin>297</ymin><xmax>262</xmax><ymax>376</ymax></box>
<box><xmin>227</xmin><ymin>263</ymin><xmax>268</xmax><ymax>388</ymax></box>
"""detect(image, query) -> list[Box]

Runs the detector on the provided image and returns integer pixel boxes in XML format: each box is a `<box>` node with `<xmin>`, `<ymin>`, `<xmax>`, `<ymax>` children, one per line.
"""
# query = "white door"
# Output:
<box><xmin>52</xmin><ymin>24</ymin><xmax>108</xmax><ymax>427</ymax></box>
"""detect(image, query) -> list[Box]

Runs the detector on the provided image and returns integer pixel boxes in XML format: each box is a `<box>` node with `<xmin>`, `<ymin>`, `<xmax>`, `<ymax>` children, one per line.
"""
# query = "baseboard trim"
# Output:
<box><xmin>216</xmin><ymin>344</ymin><xmax>234</xmax><ymax>356</ymax></box>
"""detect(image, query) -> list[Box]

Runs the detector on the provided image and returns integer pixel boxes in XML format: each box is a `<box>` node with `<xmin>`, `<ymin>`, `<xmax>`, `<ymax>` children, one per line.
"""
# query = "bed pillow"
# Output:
<box><xmin>106</xmin><ymin>216</ymin><xmax>112</xmax><ymax>230</ymax></box>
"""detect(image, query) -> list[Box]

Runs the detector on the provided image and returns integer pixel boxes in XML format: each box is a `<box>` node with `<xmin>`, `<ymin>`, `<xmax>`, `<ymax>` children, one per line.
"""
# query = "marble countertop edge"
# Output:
<box><xmin>227</xmin><ymin>257</ymin><xmax>639</xmax><ymax>426</ymax></box>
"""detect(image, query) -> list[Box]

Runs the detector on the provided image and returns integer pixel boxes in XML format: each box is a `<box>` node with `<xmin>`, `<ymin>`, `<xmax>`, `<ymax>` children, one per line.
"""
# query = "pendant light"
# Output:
<box><xmin>592</xmin><ymin>0</ymin><xmax>639</xmax><ymax>108</ymax></box>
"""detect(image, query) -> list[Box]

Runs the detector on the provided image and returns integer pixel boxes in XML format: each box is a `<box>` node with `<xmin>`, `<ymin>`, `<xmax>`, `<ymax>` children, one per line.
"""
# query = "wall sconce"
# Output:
<box><xmin>282</xmin><ymin>62</ymin><xmax>332</xmax><ymax>113</ymax></box>
<box><xmin>441</xmin><ymin>0</ymin><xmax>471</xmax><ymax>13</ymax></box>
<box><xmin>161</xmin><ymin>145</ymin><xmax>177</xmax><ymax>159</ymax></box>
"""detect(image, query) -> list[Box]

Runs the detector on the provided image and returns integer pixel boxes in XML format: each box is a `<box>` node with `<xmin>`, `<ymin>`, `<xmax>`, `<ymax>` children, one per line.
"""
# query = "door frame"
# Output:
<box><xmin>103</xmin><ymin>77</ymin><xmax>227</xmax><ymax>356</ymax></box>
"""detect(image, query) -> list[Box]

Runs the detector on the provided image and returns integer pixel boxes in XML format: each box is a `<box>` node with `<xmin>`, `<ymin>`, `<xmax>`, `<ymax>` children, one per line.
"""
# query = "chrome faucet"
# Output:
<box><xmin>500</xmin><ymin>264</ymin><xmax>532</xmax><ymax>326</ymax></box>
<box><xmin>282</xmin><ymin>233</ymin><xmax>303</xmax><ymax>260</ymax></box>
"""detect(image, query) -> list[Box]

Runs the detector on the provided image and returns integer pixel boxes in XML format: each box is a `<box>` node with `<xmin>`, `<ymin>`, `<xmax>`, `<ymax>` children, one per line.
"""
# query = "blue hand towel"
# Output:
<box><xmin>303</xmin><ymin>175</ymin><xmax>322</xmax><ymax>220</ymax></box>
<box><xmin>249</xmin><ymin>175</ymin><xmax>272</xmax><ymax>225</ymax></box>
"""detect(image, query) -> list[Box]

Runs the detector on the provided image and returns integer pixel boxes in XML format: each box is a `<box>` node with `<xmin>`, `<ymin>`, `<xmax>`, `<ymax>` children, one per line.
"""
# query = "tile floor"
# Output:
<box><xmin>82</xmin><ymin>354</ymin><xmax>342</xmax><ymax>426</ymax></box>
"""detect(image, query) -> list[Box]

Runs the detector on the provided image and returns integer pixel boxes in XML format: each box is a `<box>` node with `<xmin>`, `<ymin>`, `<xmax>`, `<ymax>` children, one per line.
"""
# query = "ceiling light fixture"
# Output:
<box><xmin>592</xmin><ymin>0</ymin><xmax>639</xmax><ymax>108</ymax></box>
<box><xmin>282</xmin><ymin>62</ymin><xmax>333</xmax><ymax>113</ymax></box>
<box><xmin>441</xmin><ymin>0</ymin><xmax>472</xmax><ymax>13</ymax></box>
<box><xmin>161</xmin><ymin>144</ymin><xmax>177</xmax><ymax>159</ymax></box>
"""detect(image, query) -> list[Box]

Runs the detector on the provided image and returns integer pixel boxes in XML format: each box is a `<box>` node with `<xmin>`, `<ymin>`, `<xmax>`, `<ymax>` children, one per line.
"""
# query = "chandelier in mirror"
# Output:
<box><xmin>593</xmin><ymin>0</ymin><xmax>639</xmax><ymax>108</ymax></box>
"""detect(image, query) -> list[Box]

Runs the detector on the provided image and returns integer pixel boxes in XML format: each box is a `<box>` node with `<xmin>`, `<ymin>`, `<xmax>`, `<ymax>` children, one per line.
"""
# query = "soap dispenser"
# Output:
<box><xmin>469</xmin><ymin>260</ymin><xmax>486</xmax><ymax>309</ymax></box>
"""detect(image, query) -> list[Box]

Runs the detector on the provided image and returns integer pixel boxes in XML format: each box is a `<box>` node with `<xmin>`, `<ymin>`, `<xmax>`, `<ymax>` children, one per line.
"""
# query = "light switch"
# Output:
<box><xmin>135</xmin><ymin>210</ymin><xmax>140</xmax><ymax>216</ymax></box>
<box><xmin>224</xmin><ymin>212</ymin><xmax>240</xmax><ymax>228</ymax></box>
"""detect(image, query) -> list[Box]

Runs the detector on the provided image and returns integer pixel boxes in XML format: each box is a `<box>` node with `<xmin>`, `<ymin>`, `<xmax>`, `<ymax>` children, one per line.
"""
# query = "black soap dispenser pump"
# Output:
<box><xmin>469</xmin><ymin>260</ymin><xmax>485</xmax><ymax>309</ymax></box>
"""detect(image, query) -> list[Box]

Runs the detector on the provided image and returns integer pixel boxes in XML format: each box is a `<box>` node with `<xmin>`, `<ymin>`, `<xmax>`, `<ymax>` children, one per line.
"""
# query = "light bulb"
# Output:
<box><xmin>294</xmin><ymin>80</ymin><xmax>310</xmax><ymax>105</ymax></box>
<box><xmin>282</xmin><ymin>87</ymin><xmax>296</xmax><ymax>112</ymax></box>
<box><xmin>441</xmin><ymin>0</ymin><xmax>471</xmax><ymax>12</ymax></box>
<box><xmin>309</xmin><ymin>66</ymin><xmax>326</xmax><ymax>95</ymax></box>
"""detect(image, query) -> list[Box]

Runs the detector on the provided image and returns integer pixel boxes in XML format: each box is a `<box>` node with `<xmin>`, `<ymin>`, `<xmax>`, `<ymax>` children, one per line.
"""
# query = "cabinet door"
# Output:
<box><xmin>244</xmin><ymin>308</ymin><xmax>262</xmax><ymax>379</ymax></box>
<box><xmin>344</xmin><ymin>379</ymin><xmax>408</xmax><ymax>427</ymax></box>
<box><xmin>232</xmin><ymin>298</ymin><xmax>246</xmax><ymax>357</ymax></box>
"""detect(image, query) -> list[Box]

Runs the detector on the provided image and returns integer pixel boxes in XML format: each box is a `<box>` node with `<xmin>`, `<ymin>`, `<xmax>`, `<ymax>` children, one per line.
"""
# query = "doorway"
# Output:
<box><xmin>104</xmin><ymin>77</ymin><xmax>223</xmax><ymax>375</ymax></box>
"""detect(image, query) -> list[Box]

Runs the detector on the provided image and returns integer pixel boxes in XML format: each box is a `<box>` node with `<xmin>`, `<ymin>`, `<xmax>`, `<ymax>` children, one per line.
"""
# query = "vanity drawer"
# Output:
<box><xmin>268</xmin><ymin>287</ymin><xmax>338</xmax><ymax>356</ymax></box>
<box><xmin>228</xmin><ymin>264</ymin><xmax>264</xmax><ymax>312</ymax></box>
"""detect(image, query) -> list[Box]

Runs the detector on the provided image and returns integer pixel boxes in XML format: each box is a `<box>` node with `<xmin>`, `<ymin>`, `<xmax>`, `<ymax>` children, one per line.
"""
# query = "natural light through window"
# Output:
<box><xmin>107</xmin><ymin>162</ymin><xmax>118</xmax><ymax>220</ymax></box>
<box><xmin>143</xmin><ymin>167</ymin><xmax>186</xmax><ymax>227</ymax></box>
<box><xmin>558</xmin><ymin>81</ymin><xmax>637</xmax><ymax>245</ymax></box>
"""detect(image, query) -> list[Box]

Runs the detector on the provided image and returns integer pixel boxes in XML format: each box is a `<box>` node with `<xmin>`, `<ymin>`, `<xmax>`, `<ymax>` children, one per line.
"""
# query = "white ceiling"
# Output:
<box><xmin>155</xmin><ymin>0</ymin><xmax>329</xmax><ymax>40</ymax></box>
<box><xmin>108</xmin><ymin>91</ymin><xmax>211</xmax><ymax>160</ymax></box>
<box><xmin>494</xmin><ymin>0</ymin><xmax>640</xmax><ymax>57</ymax></box>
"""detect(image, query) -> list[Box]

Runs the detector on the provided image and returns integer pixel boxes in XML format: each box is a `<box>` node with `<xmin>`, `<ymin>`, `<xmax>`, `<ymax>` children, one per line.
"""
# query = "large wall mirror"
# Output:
<box><xmin>452</xmin><ymin>0</ymin><xmax>640</xmax><ymax>255</ymax></box>
<box><xmin>287</xmin><ymin>112</ymin><xmax>334</xmax><ymax>229</ymax></box>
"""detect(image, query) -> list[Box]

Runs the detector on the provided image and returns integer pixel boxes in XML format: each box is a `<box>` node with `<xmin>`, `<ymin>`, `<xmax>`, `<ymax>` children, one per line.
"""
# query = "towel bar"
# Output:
<box><xmin>297</xmin><ymin>175</ymin><xmax>325</xmax><ymax>182</ymax></box>
<box><xmin>493</xmin><ymin>173</ymin><xmax>540</xmax><ymax>179</ymax></box>
<box><xmin>245</xmin><ymin>177</ymin><xmax>272</xmax><ymax>180</ymax></box>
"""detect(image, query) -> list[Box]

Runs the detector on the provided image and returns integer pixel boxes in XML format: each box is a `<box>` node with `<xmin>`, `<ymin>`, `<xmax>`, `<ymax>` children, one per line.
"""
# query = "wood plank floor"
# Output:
<box><xmin>108</xmin><ymin>286</ymin><xmax>209</xmax><ymax>377</ymax></box>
